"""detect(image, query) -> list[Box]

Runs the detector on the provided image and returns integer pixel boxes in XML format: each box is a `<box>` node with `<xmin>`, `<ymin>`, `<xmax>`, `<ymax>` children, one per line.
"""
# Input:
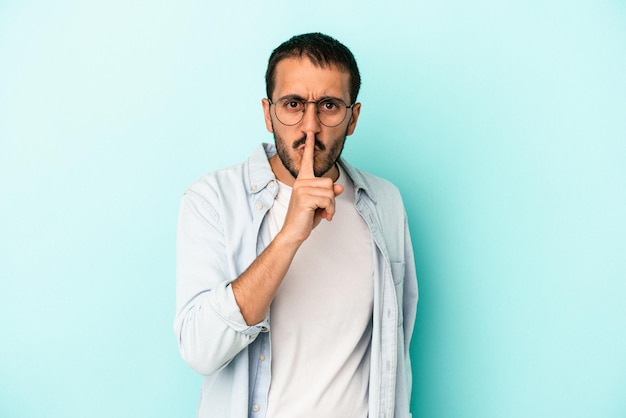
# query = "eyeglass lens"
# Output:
<box><xmin>273</xmin><ymin>98</ymin><xmax>349</xmax><ymax>127</ymax></box>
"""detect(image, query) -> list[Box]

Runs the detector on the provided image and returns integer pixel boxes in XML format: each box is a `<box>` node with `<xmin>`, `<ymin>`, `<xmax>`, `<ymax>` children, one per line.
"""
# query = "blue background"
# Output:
<box><xmin>1</xmin><ymin>1</ymin><xmax>625</xmax><ymax>417</ymax></box>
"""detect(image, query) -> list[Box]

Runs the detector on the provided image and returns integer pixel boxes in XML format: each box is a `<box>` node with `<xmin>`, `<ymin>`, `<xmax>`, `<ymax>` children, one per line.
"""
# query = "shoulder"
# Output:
<box><xmin>340</xmin><ymin>159</ymin><xmax>404</xmax><ymax>205</ymax></box>
<box><xmin>184</xmin><ymin>161</ymin><xmax>247</xmax><ymax>206</ymax></box>
<box><xmin>183</xmin><ymin>144</ymin><xmax>274</xmax><ymax>205</ymax></box>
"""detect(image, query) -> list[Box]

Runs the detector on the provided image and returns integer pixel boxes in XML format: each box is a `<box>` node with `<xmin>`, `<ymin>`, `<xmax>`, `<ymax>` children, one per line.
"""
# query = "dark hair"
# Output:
<box><xmin>265</xmin><ymin>33</ymin><xmax>361</xmax><ymax>104</ymax></box>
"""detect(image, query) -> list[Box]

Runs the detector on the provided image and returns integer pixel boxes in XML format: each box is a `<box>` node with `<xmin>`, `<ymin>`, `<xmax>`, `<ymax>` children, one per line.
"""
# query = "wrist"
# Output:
<box><xmin>273</xmin><ymin>229</ymin><xmax>305</xmax><ymax>252</ymax></box>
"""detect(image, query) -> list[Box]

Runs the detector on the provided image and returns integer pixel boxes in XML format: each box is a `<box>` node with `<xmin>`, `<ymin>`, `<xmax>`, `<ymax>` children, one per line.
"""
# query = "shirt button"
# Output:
<box><xmin>251</xmin><ymin>185</ymin><xmax>257</xmax><ymax>192</ymax></box>
<box><xmin>255</xmin><ymin>203</ymin><xmax>263</xmax><ymax>210</ymax></box>
<box><xmin>259</xmin><ymin>354</ymin><xmax>266</xmax><ymax>361</ymax></box>
<box><xmin>268</xmin><ymin>180</ymin><xmax>276</xmax><ymax>188</ymax></box>
<box><xmin>252</xmin><ymin>404</ymin><xmax>260</xmax><ymax>412</ymax></box>
<box><xmin>386</xmin><ymin>360</ymin><xmax>391</xmax><ymax>370</ymax></box>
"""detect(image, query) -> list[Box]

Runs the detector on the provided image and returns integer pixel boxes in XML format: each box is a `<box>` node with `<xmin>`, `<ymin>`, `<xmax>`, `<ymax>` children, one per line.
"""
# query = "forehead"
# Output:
<box><xmin>272</xmin><ymin>57</ymin><xmax>351</xmax><ymax>101</ymax></box>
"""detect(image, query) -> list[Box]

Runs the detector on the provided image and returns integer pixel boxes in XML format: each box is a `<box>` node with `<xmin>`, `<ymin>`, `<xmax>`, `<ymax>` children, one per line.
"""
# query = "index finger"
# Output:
<box><xmin>298</xmin><ymin>133</ymin><xmax>316</xmax><ymax>179</ymax></box>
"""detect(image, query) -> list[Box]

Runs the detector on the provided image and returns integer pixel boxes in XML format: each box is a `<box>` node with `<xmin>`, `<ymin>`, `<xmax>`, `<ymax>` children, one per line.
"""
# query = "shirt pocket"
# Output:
<box><xmin>391</xmin><ymin>261</ymin><xmax>406</xmax><ymax>326</ymax></box>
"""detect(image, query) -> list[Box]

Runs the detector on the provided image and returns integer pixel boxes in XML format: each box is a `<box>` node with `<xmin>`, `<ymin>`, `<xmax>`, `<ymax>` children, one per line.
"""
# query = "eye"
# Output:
<box><xmin>281</xmin><ymin>100</ymin><xmax>304</xmax><ymax>112</ymax></box>
<box><xmin>319</xmin><ymin>99</ymin><xmax>341</xmax><ymax>113</ymax></box>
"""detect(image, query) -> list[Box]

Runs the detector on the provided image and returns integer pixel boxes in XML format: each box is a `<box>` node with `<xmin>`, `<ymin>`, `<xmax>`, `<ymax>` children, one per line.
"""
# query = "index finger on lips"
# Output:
<box><xmin>298</xmin><ymin>133</ymin><xmax>316</xmax><ymax>179</ymax></box>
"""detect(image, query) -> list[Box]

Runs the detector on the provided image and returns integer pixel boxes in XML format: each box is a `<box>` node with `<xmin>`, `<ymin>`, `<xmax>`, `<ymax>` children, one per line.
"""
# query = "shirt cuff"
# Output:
<box><xmin>209</xmin><ymin>281</ymin><xmax>270</xmax><ymax>336</ymax></box>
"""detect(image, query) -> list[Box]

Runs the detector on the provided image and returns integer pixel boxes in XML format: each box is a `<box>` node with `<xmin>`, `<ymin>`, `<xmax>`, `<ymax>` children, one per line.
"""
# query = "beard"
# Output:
<box><xmin>272</xmin><ymin>126</ymin><xmax>348</xmax><ymax>179</ymax></box>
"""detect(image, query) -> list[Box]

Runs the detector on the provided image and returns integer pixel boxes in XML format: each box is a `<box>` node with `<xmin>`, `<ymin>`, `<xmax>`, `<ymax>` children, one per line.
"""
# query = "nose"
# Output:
<box><xmin>299</xmin><ymin>102</ymin><xmax>321</xmax><ymax>135</ymax></box>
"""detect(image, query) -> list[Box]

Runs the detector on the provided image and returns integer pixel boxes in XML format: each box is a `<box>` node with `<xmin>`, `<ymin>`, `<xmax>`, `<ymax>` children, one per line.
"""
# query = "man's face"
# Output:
<box><xmin>262</xmin><ymin>57</ymin><xmax>361</xmax><ymax>184</ymax></box>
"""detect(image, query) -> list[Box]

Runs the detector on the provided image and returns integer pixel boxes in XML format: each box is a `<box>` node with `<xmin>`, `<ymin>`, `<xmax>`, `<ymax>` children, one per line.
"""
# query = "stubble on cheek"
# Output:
<box><xmin>271</xmin><ymin>119</ymin><xmax>349</xmax><ymax>178</ymax></box>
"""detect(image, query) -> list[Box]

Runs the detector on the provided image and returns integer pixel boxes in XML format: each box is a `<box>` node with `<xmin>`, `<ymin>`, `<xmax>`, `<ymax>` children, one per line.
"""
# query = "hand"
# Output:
<box><xmin>279</xmin><ymin>133</ymin><xmax>344</xmax><ymax>244</ymax></box>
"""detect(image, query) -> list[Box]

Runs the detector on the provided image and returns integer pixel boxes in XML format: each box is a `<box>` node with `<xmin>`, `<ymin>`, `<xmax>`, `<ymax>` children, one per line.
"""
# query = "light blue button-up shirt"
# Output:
<box><xmin>175</xmin><ymin>143</ymin><xmax>418</xmax><ymax>418</ymax></box>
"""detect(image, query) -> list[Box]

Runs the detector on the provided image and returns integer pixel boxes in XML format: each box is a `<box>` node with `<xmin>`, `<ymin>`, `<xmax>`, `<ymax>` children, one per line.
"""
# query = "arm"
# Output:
<box><xmin>174</xmin><ymin>189</ymin><xmax>262</xmax><ymax>376</ymax></box>
<box><xmin>402</xmin><ymin>214</ymin><xmax>419</xmax><ymax>396</ymax></box>
<box><xmin>175</xmin><ymin>134</ymin><xmax>343</xmax><ymax>374</ymax></box>
<box><xmin>232</xmin><ymin>134</ymin><xmax>343</xmax><ymax>324</ymax></box>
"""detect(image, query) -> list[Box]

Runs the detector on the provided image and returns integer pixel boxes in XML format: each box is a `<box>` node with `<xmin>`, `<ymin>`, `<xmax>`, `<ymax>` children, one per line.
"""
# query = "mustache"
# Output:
<box><xmin>292</xmin><ymin>137</ymin><xmax>326</xmax><ymax>151</ymax></box>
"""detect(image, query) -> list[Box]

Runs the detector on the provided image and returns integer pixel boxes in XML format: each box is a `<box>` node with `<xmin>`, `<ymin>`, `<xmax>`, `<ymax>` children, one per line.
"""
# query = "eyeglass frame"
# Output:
<box><xmin>267</xmin><ymin>96</ymin><xmax>357</xmax><ymax>128</ymax></box>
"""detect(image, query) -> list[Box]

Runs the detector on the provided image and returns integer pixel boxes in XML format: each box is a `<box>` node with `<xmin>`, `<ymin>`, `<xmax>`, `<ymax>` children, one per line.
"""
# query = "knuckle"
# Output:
<box><xmin>320</xmin><ymin>178</ymin><xmax>333</xmax><ymax>187</ymax></box>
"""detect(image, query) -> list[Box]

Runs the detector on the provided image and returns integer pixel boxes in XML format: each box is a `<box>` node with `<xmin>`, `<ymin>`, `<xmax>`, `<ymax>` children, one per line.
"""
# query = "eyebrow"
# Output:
<box><xmin>276</xmin><ymin>94</ymin><xmax>306</xmax><ymax>102</ymax></box>
<box><xmin>276</xmin><ymin>94</ymin><xmax>345</xmax><ymax>103</ymax></box>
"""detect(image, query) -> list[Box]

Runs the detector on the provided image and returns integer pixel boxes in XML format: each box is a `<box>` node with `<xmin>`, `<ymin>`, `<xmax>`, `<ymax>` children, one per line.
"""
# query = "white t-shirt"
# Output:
<box><xmin>265</xmin><ymin>165</ymin><xmax>374</xmax><ymax>418</ymax></box>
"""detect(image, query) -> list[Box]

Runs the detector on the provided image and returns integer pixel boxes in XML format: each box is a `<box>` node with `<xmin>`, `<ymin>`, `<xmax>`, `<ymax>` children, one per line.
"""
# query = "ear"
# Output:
<box><xmin>345</xmin><ymin>102</ymin><xmax>361</xmax><ymax>136</ymax></box>
<box><xmin>262</xmin><ymin>98</ymin><xmax>274</xmax><ymax>133</ymax></box>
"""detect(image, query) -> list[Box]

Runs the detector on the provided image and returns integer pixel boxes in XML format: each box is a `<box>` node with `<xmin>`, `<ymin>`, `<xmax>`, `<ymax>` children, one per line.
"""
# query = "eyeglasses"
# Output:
<box><xmin>268</xmin><ymin>97</ymin><xmax>355</xmax><ymax>127</ymax></box>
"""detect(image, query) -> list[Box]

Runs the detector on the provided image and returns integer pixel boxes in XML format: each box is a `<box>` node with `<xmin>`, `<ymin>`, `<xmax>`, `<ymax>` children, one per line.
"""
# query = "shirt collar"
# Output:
<box><xmin>245</xmin><ymin>143</ymin><xmax>278</xmax><ymax>194</ymax></box>
<box><xmin>338</xmin><ymin>156</ymin><xmax>378</xmax><ymax>205</ymax></box>
<box><xmin>245</xmin><ymin>143</ymin><xmax>377</xmax><ymax>205</ymax></box>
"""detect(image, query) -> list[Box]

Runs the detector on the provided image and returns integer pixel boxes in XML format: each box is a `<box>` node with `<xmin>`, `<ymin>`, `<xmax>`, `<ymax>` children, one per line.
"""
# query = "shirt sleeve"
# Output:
<box><xmin>402</xmin><ymin>214</ymin><xmax>419</xmax><ymax>349</ymax></box>
<box><xmin>173</xmin><ymin>190</ymin><xmax>269</xmax><ymax>376</ymax></box>
<box><xmin>402</xmin><ymin>213</ymin><xmax>419</xmax><ymax>395</ymax></box>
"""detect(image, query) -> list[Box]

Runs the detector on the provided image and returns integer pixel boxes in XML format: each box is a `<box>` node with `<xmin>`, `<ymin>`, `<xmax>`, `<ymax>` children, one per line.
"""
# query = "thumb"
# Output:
<box><xmin>333</xmin><ymin>183</ymin><xmax>344</xmax><ymax>197</ymax></box>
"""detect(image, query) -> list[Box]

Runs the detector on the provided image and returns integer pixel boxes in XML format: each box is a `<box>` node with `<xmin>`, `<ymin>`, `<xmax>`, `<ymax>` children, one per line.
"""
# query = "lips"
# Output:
<box><xmin>296</xmin><ymin>147</ymin><xmax>314</xmax><ymax>157</ymax></box>
<box><xmin>295</xmin><ymin>145</ymin><xmax>322</xmax><ymax>156</ymax></box>
<box><xmin>292</xmin><ymin>137</ymin><xmax>326</xmax><ymax>151</ymax></box>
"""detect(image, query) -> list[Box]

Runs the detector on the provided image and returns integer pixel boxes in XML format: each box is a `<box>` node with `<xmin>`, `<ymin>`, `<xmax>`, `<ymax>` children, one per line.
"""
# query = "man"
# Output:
<box><xmin>175</xmin><ymin>33</ymin><xmax>418</xmax><ymax>418</ymax></box>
